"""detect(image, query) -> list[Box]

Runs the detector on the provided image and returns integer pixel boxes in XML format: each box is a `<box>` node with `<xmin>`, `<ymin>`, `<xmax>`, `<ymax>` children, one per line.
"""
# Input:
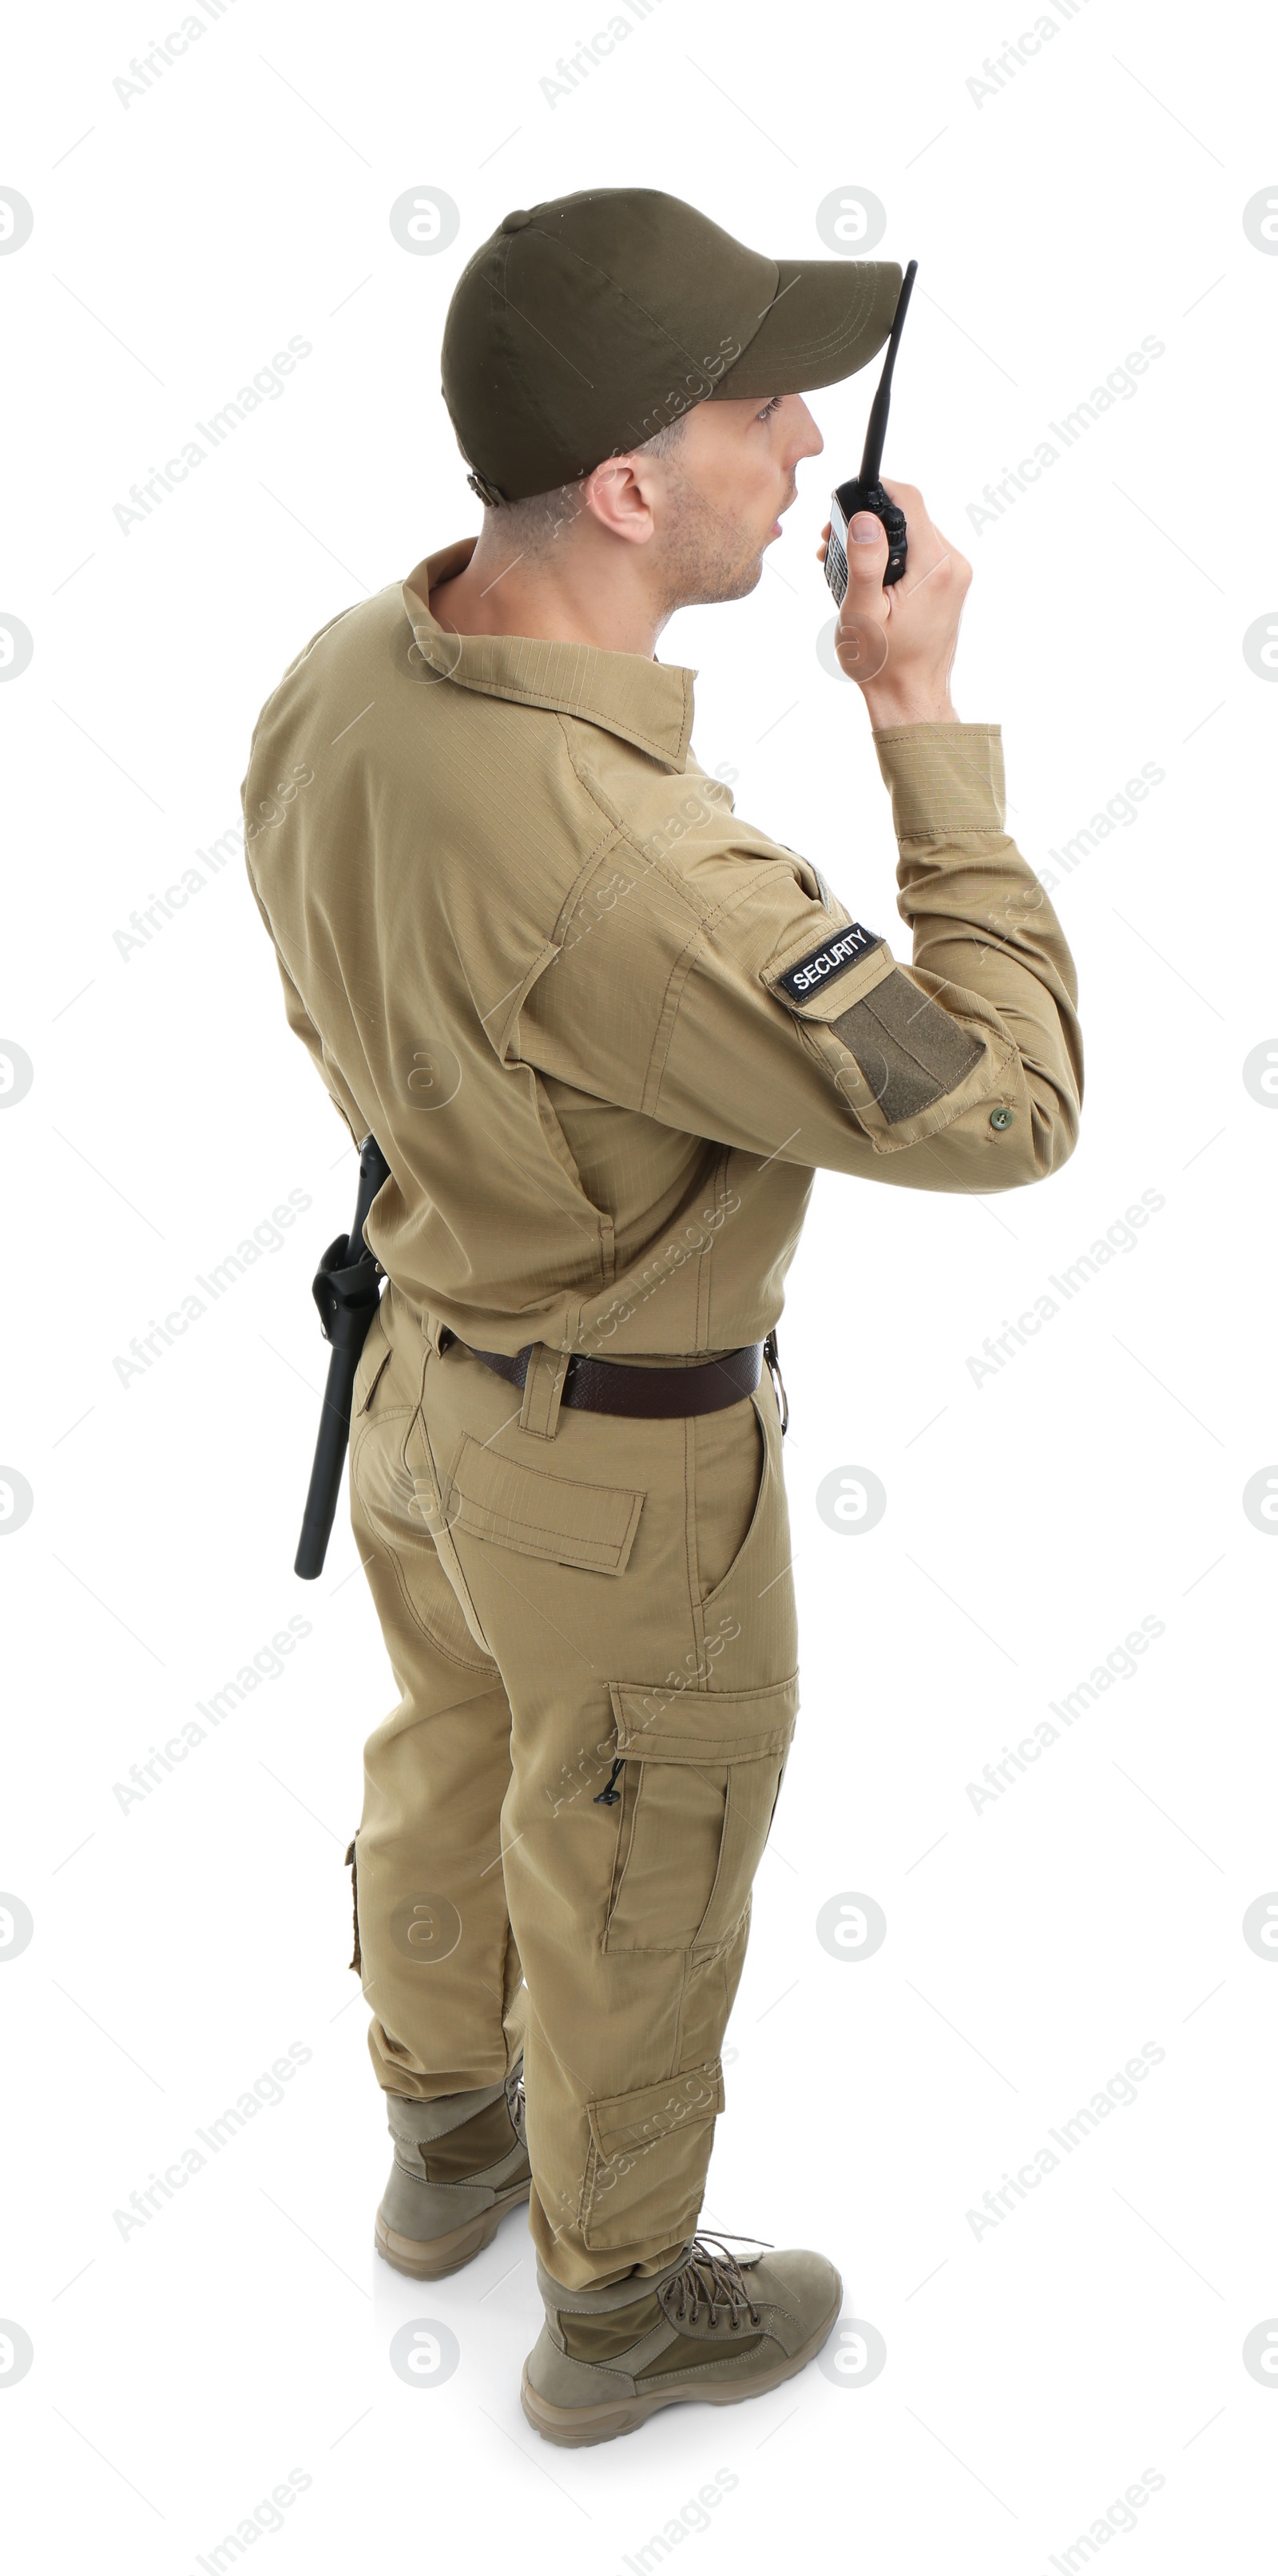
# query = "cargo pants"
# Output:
<box><xmin>347</xmin><ymin>1280</ymin><xmax>799</xmax><ymax>2291</ymax></box>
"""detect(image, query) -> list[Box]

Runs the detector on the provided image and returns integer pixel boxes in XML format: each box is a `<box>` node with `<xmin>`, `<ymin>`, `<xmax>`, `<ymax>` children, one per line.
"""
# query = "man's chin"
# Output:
<box><xmin>663</xmin><ymin>548</ymin><xmax>768</xmax><ymax>615</ymax></box>
<box><xmin>705</xmin><ymin>554</ymin><xmax>766</xmax><ymax>606</ymax></box>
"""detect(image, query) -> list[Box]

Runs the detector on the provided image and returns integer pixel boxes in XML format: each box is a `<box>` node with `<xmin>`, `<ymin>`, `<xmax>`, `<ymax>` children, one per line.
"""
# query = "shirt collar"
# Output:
<box><xmin>402</xmin><ymin>539</ymin><xmax>695</xmax><ymax>774</ymax></box>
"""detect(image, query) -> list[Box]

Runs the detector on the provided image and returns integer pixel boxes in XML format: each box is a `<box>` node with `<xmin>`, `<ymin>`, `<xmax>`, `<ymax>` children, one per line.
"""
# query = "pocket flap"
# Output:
<box><xmin>587</xmin><ymin>2058</ymin><xmax>724</xmax><ymax>2157</ymax></box>
<box><xmin>609</xmin><ymin>1672</ymin><xmax>799</xmax><ymax>1764</ymax></box>
<box><xmin>447</xmin><ymin>1435</ymin><xmax>644</xmax><ymax>1574</ymax></box>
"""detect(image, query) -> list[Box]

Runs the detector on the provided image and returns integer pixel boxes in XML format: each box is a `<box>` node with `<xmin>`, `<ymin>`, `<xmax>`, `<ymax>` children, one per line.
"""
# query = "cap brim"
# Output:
<box><xmin>708</xmin><ymin>258</ymin><xmax>903</xmax><ymax>401</ymax></box>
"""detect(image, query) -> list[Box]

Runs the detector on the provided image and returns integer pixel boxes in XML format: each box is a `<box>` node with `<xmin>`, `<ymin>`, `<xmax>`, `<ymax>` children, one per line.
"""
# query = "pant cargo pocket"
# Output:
<box><xmin>601</xmin><ymin>1676</ymin><xmax>798</xmax><ymax>1956</ymax></box>
<box><xmin>580</xmin><ymin>2058</ymin><xmax>724</xmax><ymax>2253</ymax></box>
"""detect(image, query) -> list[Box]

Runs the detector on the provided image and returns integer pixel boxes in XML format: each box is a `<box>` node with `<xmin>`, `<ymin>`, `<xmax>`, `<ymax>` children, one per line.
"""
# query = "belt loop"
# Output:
<box><xmin>518</xmin><ymin>1342</ymin><xmax>570</xmax><ymax>1440</ymax></box>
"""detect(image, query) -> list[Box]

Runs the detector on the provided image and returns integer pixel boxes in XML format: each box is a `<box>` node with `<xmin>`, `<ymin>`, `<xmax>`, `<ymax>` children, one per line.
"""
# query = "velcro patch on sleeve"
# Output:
<box><xmin>830</xmin><ymin>970</ymin><xmax>986</xmax><ymax>1125</ymax></box>
<box><xmin>772</xmin><ymin>922</ymin><xmax>883</xmax><ymax>1002</ymax></box>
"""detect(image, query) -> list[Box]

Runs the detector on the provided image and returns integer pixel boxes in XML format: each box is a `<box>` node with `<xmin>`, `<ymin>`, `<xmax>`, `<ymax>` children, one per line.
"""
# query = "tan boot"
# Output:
<box><xmin>375</xmin><ymin>2062</ymin><xmax>530</xmax><ymax>2280</ymax></box>
<box><xmin>521</xmin><ymin>2233</ymin><xmax>842</xmax><ymax>2447</ymax></box>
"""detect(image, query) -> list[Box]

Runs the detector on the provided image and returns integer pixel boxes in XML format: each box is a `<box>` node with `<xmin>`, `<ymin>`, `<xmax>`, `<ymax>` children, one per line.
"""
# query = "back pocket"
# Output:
<box><xmin>445</xmin><ymin>1436</ymin><xmax>645</xmax><ymax>1575</ymax></box>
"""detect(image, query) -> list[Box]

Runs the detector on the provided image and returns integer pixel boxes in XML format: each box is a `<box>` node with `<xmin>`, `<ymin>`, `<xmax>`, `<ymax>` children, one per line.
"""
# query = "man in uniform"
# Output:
<box><xmin>242</xmin><ymin>188</ymin><xmax>1082</xmax><ymax>2447</ymax></box>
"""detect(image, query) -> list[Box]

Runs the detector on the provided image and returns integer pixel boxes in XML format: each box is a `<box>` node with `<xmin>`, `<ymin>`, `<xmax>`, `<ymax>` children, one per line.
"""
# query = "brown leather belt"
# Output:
<box><xmin>438</xmin><ymin>1329</ymin><xmax>771</xmax><ymax>1419</ymax></box>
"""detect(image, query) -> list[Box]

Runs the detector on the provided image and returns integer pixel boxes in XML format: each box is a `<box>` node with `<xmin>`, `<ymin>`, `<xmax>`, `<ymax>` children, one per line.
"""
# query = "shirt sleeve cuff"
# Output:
<box><xmin>871</xmin><ymin>722</ymin><xmax>1006</xmax><ymax>840</ymax></box>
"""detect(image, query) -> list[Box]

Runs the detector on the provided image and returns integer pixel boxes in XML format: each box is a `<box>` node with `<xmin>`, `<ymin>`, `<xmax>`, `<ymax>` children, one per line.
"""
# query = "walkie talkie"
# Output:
<box><xmin>824</xmin><ymin>258</ymin><xmax>918</xmax><ymax>603</ymax></box>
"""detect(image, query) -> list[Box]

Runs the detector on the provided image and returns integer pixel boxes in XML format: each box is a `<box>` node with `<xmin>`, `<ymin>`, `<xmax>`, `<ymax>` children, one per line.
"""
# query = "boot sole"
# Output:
<box><xmin>374</xmin><ymin>2181</ymin><xmax>531</xmax><ymax>2281</ymax></box>
<box><xmin>519</xmin><ymin>2275</ymin><xmax>843</xmax><ymax>2447</ymax></box>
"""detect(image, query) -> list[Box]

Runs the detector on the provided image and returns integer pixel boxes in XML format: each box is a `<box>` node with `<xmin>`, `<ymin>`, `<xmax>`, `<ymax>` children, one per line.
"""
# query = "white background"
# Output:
<box><xmin>2</xmin><ymin>0</ymin><xmax>1277</xmax><ymax>2567</ymax></box>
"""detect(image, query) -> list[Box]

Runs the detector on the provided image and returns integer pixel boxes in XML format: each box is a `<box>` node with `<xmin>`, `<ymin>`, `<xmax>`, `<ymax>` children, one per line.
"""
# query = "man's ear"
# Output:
<box><xmin>583</xmin><ymin>454</ymin><xmax>658</xmax><ymax>548</ymax></box>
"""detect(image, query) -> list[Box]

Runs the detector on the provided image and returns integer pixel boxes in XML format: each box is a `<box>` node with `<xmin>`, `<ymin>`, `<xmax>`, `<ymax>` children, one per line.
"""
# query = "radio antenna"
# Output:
<box><xmin>859</xmin><ymin>260</ymin><xmax>918</xmax><ymax>485</ymax></box>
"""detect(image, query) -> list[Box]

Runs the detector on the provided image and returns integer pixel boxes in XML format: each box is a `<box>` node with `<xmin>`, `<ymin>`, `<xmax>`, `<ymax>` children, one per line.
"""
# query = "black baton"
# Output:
<box><xmin>294</xmin><ymin>1133</ymin><xmax>391</xmax><ymax>1580</ymax></box>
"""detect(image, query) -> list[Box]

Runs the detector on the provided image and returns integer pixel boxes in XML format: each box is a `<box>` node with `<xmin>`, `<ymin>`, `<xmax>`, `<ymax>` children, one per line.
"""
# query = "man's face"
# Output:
<box><xmin>597</xmin><ymin>391</ymin><xmax>824</xmax><ymax>616</ymax></box>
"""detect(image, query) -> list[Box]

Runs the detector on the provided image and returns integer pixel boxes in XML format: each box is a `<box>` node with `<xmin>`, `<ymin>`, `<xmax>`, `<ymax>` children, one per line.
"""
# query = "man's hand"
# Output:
<box><xmin>816</xmin><ymin>480</ymin><xmax>970</xmax><ymax>725</ymax></box>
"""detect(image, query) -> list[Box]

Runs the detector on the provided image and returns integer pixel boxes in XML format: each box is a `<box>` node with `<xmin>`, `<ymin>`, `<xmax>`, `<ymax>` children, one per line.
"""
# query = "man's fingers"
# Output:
<box><xmin>848</xmin><ymin>509</ymin><xmax>887</xmax><ymax>551</ymax></box>
<box><xmin>872</xmin><ymin>481</ymin><xmax>972</xmax><ymax>601</ymax></box>
<box><xmin>835</xmin><ymin>510</ymin><xmax>891</xmax><ymax>678</ymax></box>
<box><xmin>879</xmin><ymin>481</ymin><xmax>970</xmax><ymax>581</ymax></box>
<box><xmin>841</xmin><ymin>510</ymin><xmax>889</xmax><ymax>607</ymax></box>
<box><xmin>879</xmin><ymin>479</ymin><xmax>939</xmax><ymax>554</ymax></box>
<box><xmin>900</xmin><ymin>520</ymin><xmax>973</xmax><ymax>604</ymax></box>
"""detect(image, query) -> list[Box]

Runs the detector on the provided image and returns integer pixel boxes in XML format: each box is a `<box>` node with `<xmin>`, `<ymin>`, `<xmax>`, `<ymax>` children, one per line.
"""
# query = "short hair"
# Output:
<box><xmin>488</xmin><ymin>410</ymin><xmax>690</xmax><ymax>551</ymax></box>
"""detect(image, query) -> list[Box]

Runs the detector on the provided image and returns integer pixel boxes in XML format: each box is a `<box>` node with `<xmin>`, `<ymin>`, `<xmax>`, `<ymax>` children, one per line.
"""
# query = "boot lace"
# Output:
<box><xmin>657</xmin><ymin>2233</ymin><xmax>769</xmax><ymax>2333</ymax></box>
<box><xmin>504</xmin><ymin>2062</ymin><xmax>526</xmax><ymax>2149</ymax></box>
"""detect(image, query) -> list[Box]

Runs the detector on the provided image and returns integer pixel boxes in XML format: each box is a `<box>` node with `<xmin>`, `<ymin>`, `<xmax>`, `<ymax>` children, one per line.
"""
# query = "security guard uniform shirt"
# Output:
<box><xmin>242</xmin><ymin>537</ymin><xmax>1083</xmax><ymax>1363</ymax></box>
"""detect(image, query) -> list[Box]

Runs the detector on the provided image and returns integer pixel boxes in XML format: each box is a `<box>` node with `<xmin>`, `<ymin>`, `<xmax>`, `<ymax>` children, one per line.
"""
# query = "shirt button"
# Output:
<box><xmin>502</xmin><ymin>208</ymin><xmax>533</xmax><ymax>232</ymax></box>
<box><xmin>989</xmin><ymin>1105</ymin><xmax>1014</xmax><ymax>1131</ymax></box>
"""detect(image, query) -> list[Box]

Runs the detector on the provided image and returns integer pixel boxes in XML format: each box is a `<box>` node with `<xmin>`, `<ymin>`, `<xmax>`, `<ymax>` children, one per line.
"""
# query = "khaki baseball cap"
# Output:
<box><xmin>441</xmin><ymin>186</ymin><xmax>902</xmax><ymax>505</ymax></box>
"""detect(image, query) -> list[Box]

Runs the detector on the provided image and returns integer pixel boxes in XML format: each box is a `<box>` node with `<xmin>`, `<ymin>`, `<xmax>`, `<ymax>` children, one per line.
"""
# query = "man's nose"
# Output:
<box><xmin>788</xmin><ymin>398</ymin><xmax>823</xmax><ymax>462</ymax></box>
